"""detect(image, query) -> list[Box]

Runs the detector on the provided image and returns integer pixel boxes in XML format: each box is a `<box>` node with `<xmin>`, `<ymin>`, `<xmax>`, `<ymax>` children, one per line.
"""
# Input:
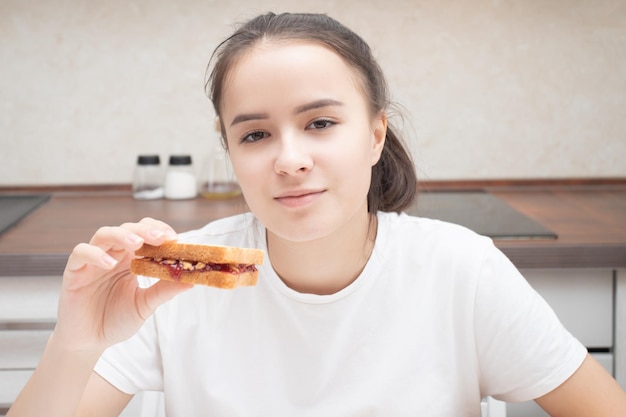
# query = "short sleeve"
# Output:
<box><xmin>93</xmin><ymin>313</ymin><xmax>164</xmax><ymax>394</ymax></box>
<box><xmin>474</xmin><ymin>245</ymin><xmax>587</xmax><ymax>402</ymax></box>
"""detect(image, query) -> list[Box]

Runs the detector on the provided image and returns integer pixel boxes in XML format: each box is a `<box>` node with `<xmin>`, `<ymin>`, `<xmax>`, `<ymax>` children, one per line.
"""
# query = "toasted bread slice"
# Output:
<box><xmin>135</xmin><ymin>241</ymin><xmax>264</xmax><ymax>265</ymax></box>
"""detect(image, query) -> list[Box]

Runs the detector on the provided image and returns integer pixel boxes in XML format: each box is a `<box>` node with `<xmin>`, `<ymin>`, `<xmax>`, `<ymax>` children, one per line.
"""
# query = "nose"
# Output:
<box><xmin>273</xmin><ymin>136</ymin><xmax>314</xmax><ymax>175</ymax></box>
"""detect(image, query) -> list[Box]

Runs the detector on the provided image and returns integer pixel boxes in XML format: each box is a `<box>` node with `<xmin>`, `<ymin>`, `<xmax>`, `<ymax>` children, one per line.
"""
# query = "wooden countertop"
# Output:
<box><xmin>0</xmin><ymin>183</ymin><xmax>625</xmax><ymax>276</ymax></box>
<box><xmin>489</xmin><ymin>186</ymin><xmax>626</xmax><ymax>269</ymax></box>
<box><xmin>0</xmin><ymin>191</ymin><xmax>249</xmax><ymax>276</ymax></box>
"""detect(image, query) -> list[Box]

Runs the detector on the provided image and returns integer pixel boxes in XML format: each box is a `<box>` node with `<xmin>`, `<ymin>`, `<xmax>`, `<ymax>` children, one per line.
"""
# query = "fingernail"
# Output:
<box><xmin>102</xmin><ymin>254</ymin><xmax>118</xmax><ymax>268</ymax></box>
<box><xmin>127</xmin><ymin>233</ymin><xmax>144</xmax><ymax>244</ymax></box>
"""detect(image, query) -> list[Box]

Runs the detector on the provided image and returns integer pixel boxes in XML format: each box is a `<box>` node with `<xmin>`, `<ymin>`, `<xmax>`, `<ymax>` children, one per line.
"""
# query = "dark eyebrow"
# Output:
<box><xmin>229</xmin><ymin>99</ymin><xmax>343</xmax><ymax>127</ymax></box>
<box><xmin>230</xmin><ymin>112</ymin><xmax>269</xmax><ymax>127</ymax></box>
<box><xmin>294</xmin><ymin>99</ymin><xmax>343</xmax><ymax>115</ymax></box>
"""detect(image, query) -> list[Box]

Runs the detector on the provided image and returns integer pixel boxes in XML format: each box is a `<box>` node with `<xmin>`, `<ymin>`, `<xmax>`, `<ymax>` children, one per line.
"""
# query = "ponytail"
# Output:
<box><xmin>368</xmin><ymin>125</ymin><xmax>417</xmax><ymax>213</ymax></box>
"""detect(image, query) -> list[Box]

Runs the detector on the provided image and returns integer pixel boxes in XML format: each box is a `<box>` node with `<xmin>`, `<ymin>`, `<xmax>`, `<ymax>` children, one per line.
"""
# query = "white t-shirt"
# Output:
<box><xmin>95</xmin><ymin>212</ymin><xmax>586</xmax><ymax>416</ymax></box>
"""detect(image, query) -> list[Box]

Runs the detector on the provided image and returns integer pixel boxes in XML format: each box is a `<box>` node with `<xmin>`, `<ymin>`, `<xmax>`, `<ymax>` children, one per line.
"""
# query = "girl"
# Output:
<box><xmin>8</xmin><ymin>12</ymin><xmax>626</xmax><ymax>417</ymax></box>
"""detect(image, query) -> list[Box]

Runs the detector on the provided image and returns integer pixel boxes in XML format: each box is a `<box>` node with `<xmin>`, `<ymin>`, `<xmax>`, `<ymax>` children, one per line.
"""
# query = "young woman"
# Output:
<box><xmin>8</xmin><ymin>12</ymin><xmax>626</xmax><ymax>417</ymax></box>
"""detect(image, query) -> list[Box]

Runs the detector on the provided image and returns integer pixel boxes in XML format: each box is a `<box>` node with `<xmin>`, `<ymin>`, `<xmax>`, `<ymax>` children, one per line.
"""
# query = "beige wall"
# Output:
<box><xmin>1</xmin><ymin>0</ymin><xmax>624</xmax><ymax>185</ymax></box>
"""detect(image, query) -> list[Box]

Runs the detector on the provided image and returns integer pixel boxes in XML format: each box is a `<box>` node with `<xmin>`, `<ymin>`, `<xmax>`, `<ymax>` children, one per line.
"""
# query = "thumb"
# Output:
<box><xmin>137</xmin><ymin>280</ymin><xmax>193</xmax><ymax>319</ymax></box>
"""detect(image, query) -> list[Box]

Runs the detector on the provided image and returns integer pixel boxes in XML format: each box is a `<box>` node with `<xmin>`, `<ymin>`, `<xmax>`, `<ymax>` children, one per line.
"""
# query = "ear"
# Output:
<box><xmin>370</xmin><ymin>112</ymin><xmax>387</xmax><ymax>166</ymax></box>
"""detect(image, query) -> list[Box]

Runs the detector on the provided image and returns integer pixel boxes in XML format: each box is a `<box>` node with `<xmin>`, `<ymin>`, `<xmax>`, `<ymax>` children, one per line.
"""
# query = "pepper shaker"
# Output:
<box><xmin>132</xmin><ymin>155</ymin><xmax>164</xmax><ymax>200</ymax></box>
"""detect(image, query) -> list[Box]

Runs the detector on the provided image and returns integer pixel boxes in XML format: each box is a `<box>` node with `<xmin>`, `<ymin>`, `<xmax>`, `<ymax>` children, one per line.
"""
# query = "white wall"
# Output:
<box><xmin>1</xmin><ymin>0</ymin><xmax>624</xmax><ymax>185</ymax></box>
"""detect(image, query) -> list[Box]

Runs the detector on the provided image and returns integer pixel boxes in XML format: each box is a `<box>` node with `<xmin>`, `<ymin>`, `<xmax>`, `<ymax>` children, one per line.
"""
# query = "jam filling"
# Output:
<box><xmin>149</xmin><ymin>258</ymin><xmax>257</xmax><ymax>281</ymax></box>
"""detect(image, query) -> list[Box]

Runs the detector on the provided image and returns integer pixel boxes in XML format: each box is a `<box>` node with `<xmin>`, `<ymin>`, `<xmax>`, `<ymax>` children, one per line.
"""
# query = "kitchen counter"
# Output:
<box><xmin>0</xmin><ymin>183</ymin><xmax>625</xmax><ymax>276</ymax></box>
<box><xmin>0</xmin><ymin>191</ymin><xmax>248</xmax><ymax>276</ymax></box>
<box><xmin>489</xmin><ymin>186</ymin><xmax>626</xmax><ymax>268</ymax></box>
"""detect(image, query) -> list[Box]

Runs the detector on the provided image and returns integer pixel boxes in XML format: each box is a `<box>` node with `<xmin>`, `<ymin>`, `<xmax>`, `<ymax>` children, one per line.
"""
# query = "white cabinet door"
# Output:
<box><xmin>0</xmin><ymin>276</ymin><xmax>60</xmax><ymax>410</ymax></box>
<box><xmin>616</xmin><ymin>269</ymin><xmax>626</xmax><ymax>389</ymax></box>
<box><xmin>0</xmin><ymin>276</ymin><xmax>61</xmax><ymax>324</ymax></box>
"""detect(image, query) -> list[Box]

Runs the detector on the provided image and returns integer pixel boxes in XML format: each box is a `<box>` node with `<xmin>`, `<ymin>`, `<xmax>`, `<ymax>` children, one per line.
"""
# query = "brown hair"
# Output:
<box><xmin>205</xmin><ymin>12</ymin><xmax>417</xmax><ymax>213</ymax></box>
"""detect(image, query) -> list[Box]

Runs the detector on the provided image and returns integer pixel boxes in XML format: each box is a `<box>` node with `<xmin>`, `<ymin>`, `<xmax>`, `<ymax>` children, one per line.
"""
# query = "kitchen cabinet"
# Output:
<box><xmin>0</xmin><ymin>276</ymin><xmax>56</xmax><ymax>413</ymax></box>
<box><xmin>617</xmin><ymin>269</ymin><xmax>626</xmax><ymax>387</ymax></box>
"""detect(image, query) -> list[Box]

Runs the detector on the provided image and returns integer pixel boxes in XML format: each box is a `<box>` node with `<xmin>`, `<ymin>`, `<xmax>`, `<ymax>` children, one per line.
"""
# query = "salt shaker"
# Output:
<box><xmin>164</xmin><ymin>155</ymin><xmax>197</xmax><ymax>200</ymax></box>
<box><xmin>132</xmin><ymin>155</ymin><xmax>164</xmax><ymax>200</ymax></box>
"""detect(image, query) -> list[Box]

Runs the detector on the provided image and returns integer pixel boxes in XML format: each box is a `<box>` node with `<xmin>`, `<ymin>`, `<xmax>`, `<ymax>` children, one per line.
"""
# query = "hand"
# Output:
<box><xmin>54</xmin><ymin>217</ymin><xmax>192</xmax><ymax>353</ymax></box>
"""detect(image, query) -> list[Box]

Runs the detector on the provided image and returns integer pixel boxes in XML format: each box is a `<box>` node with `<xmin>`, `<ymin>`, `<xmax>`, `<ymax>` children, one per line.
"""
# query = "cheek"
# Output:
<box><xmin>340</xmin><ymin>132</ymin><xmax>379</xmax><ymax>171</ymax></box>
<box><xmin>230</xmin><ymin>158</ymin><xmax>251</xmax><ymax>185</ymax></box>
<box><xmin>229</xmin><ymin>150</ymin><xmax>264</xmax><ymax>191</ymax></box>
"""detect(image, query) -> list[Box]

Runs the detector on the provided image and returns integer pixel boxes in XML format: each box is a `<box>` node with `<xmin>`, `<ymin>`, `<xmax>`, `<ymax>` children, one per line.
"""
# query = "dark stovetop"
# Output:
<box><xmin>408</xmin><ymin>191</ymin><xmax>557</xmax><ymax>240</ymax></box>
<box><xmin>0</xmin><ymin>195</ymin><xmax>51</xmax><ymax>236</ymax></box>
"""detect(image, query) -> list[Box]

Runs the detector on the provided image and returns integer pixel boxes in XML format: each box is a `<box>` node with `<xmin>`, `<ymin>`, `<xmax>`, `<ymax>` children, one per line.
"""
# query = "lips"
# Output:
<box><xmin>274</xmin><ymin>189</ymin><xmax>325</xmax><ymax>208</ymax></box>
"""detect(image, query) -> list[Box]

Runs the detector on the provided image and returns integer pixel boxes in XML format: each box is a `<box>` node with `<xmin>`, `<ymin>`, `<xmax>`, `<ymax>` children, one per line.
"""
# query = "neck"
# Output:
<box><xmin>267</xmin><ymin>211</ymin><xmax>377</xmax><ymax>295</ymax></box>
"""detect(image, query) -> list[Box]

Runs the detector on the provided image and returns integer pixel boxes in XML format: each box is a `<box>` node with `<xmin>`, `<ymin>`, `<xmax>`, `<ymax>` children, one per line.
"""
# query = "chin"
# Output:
<box><xmin>273</xmin><ymin>224</ymin><xmax>330</xmax><ymax>243</ymax></box>
<box><xmin>265</xmin><ymin>215</ymin><xmax>335</xmax><ymax>243</ymax></box>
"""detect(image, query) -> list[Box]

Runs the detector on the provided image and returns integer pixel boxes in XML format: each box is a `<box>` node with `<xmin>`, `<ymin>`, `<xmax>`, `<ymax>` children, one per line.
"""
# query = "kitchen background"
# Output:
<box><xmin>1</xmin><ymin>0</ymin><xmax>624</xmax><ymax>186</ymax></box>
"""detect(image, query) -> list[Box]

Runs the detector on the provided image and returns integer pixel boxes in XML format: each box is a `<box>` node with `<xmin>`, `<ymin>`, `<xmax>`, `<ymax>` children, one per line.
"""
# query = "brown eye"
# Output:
<box><xmin>241</xmin><ymin>131</ymin><xmax>268</xmax><ymax>143</ymax></box>
<box><xmin>307</xmin><ymin>119</ymin><xmax>334</xmax><ymax>130</ymax></box>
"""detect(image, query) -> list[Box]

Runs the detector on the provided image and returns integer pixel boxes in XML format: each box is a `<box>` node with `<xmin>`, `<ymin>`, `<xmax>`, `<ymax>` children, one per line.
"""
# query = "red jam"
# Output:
<box><xmin>152</xmin><ymin>259</ymin><xmax>257</xmax><ymax>281</ymax></box>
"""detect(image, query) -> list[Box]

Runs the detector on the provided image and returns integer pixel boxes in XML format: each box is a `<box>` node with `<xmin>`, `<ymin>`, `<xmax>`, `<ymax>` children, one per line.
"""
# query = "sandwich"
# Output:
<box><xmin>130</xmin><ymin>241</ymin><xmax>264</xmax><ymax>289</ymax></box>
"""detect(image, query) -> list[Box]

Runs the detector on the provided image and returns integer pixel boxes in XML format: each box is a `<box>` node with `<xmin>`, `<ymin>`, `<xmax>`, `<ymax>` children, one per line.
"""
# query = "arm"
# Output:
<box><xmin>536</xmin><ymin>354</ymin><xmax>626</xmax><ymax>416</ymax></box>
<box><xmin>7</xmin><ymin>218</ymin><xmax>191</xmax><ymax>417</ymax></box>
<box><xmin>8</xmin><ymin>343</ymin><xmax>131</xmax><ymax>417</ymax></box>
<box><xmin>7</xmin><ymin>334</ymin><xmax>106</xmax><ymax>417</ymax></box>
<box><xmin>75</xmin><ymin>372</ymin><xmax>133</xmax><ymax>416</ymax></box>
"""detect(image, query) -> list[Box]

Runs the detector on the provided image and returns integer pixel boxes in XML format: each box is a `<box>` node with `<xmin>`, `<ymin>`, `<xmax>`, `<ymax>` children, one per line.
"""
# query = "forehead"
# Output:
<box><xmin>220</xmin><ymin>40</ymin><xmax>368</xmax><ymax>115</ymax></box>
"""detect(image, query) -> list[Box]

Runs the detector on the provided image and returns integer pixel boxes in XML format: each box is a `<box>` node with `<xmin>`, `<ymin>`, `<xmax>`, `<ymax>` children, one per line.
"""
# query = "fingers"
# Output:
<box><xmin>66</xmin><ymin>242</ymin><xmax>119</xmax><ymax>273</ymax></box>
<box><xmin>120</xmin><ymin>217</ymin><xmax>178</xmax><ymax>246</ymax></box>
<box><xmin>90</xmin><ymin>217</ymin><xmax>177</xmax><ymax>249</ymax></box>
<box><xmin>87</xmin><ymin>226</ymin><xmax>143</xmax><ymax>254</ymax></box>
<box><xmin>67</xmin><ymin>218</ymin><xmax>177</xmax><ymax>275</ymax></box>
<box><xmin>136</xmin><ymin>280</ymin><xmax>193</xmax><ymax>320</ymax></box>
<box><xmin>88</xmin><ymin>218</ymin><xmax>177</xmax><ymax>255</ymax></box>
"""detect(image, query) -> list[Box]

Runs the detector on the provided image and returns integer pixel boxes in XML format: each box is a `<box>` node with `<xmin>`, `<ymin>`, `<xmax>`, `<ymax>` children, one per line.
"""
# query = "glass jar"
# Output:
<box><xmin>164</xmin><ymin>155</ymin><xmax>197</xmax><ymax>200</ymax></box>
<box><xmin>199</xmin><ymin>120</ymin><xmax>241</xmax><ymax>199</ymax></box>
<box><xmin>132</xmin><ymin>155</ymin><xmax>164</xmax><ymax>200</ymax></box>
